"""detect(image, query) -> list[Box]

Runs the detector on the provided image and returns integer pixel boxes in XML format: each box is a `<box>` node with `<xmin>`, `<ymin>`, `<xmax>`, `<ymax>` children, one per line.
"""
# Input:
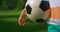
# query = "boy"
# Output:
<box><xmin>18</xmin><ymin>0</ymin><xmax>60</xmax><ymax>32</ymax></box>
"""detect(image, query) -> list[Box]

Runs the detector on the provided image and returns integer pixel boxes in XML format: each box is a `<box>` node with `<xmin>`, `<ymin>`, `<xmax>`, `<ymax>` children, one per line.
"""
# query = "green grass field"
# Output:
<box><xmin>0</xmin><ymin>10</ymin><xmax>47</xmax><ymax>32</ymax></box>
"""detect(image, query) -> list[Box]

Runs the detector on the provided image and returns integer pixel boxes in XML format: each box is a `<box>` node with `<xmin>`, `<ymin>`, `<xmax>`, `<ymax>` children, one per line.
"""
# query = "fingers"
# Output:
<box><xmin>18</xmin><ymin>18</ymin><xmax>26</xmax><ymax>26</ymax></box>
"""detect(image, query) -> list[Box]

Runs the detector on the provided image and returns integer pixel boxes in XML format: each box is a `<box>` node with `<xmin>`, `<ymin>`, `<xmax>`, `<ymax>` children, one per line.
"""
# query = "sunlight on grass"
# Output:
<box><xmin>0</xmin><ymin>10</ymin><xmax>21</xmax><ymax>15</ymax></box>
<box><xmin>0</xmin><ymin>18</ymin><xmax>18</xmax><ymax>22</ymax></box>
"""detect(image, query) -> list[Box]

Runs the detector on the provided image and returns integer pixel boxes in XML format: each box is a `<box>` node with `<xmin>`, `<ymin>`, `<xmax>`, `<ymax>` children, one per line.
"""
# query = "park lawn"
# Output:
<box><xmin>0</xmin><ymin>10</ymin><xmax>47</xmax><ymax>32</ymax></box>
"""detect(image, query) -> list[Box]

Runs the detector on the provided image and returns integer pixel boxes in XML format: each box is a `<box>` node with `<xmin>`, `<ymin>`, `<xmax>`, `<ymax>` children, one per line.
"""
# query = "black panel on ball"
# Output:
<box><xmin>36</xmin><ymin>18</ymin><xmax>46</xmax><ymax>23</ymax></box>
<box><xmin>39</xmin><ymin>1</ymin><xmax>50</xmax><ymax>12</ymax></box>
<box><xmin>26</xmin><ymin>5</ymin><xmax>32</xmax><ymax>14</ymax></box>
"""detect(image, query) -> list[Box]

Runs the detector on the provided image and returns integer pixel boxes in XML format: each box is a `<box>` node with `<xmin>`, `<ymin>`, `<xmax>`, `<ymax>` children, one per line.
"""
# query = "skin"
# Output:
<box><xmin>18</xmin><ymin>8</ymin><xmax>27</xmax><ymax>26</ymax></box>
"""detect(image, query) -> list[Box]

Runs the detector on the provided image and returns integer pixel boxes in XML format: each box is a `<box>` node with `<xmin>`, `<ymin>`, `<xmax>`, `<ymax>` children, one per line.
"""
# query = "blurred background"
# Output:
<box><xmin>0</xmin><ymin>0</ymin><xmax>47</xmax><ymax>32</ymax></box>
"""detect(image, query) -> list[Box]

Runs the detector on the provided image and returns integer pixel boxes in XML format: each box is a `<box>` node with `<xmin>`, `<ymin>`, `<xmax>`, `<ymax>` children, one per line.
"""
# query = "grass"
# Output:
<box><xmin>0</xmin><ymin>10</ymin><xmax>47</xmax><ymax>32</ymax></box>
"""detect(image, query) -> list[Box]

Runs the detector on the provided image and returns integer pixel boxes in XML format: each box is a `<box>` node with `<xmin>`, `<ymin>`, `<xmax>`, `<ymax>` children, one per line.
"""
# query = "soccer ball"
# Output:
<box><xmin>25</xmin><ymin>0</ymin><xmax>49</xmax><ymax>23</ymax></box>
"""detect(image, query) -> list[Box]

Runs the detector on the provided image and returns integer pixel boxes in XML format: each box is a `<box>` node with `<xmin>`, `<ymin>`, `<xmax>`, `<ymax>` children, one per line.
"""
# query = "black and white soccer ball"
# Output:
<box><xmin>25</xmin><ymin>0</ymin><xmax>50</xmax><ymax>23</ymax></box>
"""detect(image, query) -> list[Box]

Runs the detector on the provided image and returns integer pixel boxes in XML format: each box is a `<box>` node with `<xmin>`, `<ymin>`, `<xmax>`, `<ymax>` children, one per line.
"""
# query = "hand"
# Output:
<box><xmin>18</xmin><ymin>17</ymin><xmax>26</xmax><ymax>26</ymax></box>
<box><xmin>18</xmin><ymin>8</ymin><xmax>26</xmax><ymax>26</ymax></box>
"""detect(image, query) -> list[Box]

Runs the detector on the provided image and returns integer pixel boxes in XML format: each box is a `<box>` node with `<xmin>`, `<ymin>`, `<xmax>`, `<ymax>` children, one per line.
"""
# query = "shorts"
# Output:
<box><xmin>48</xmin><ymin>24</ymin><xmax>60</xmax><ymax>32</ymax></box>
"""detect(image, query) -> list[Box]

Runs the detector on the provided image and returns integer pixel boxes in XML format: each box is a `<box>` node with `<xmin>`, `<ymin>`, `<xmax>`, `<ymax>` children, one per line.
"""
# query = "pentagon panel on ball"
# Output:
<box><xmin>39</xmin><ymin>0</ymin><xmax>50</xmax><ymax>12</ymax></box>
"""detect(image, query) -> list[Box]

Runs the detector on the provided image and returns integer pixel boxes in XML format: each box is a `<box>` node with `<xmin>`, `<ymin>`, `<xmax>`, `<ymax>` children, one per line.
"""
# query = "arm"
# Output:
<box><xmin>18</xmin><ymin>8</ymin><xmax>27</xmax><ymax>26</ymax></box>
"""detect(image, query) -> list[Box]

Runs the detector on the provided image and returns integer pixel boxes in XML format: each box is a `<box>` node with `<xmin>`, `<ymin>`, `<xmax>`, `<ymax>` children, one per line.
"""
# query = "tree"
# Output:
<box><xmin>16</xmin><ymin>0</ymin><xmax>27</xmax><ymax>10</ymax></box>
<box><xmin>2</xmin><ymin>0</ymin><xmax>8</xmax><ymax>10</ymax></box>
